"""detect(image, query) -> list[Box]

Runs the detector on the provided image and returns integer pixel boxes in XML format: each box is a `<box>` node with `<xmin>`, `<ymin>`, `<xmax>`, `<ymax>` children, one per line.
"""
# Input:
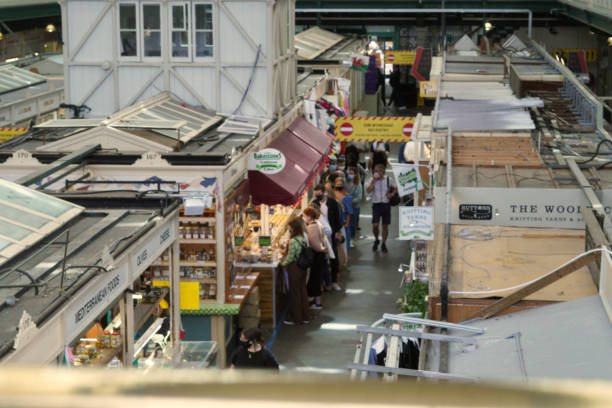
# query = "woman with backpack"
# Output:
<box><xmin>280</xmin><ymin>218</ymin><xmax>311</xmax><ymax>325</ymax></box>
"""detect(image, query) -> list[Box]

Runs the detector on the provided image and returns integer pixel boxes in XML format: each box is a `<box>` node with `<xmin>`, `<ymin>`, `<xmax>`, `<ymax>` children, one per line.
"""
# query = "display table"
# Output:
<box><xmin>233</xmin><ymin>263</ymin><xmax>282</xmax><ymax>328</ymax></box>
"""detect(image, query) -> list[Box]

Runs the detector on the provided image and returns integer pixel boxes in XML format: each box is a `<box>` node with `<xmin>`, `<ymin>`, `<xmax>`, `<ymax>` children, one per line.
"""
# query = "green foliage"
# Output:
<box><xmin>397</xmin><ymin>280</ymin><xmax>428</xmax><ymax>317</ymax></box>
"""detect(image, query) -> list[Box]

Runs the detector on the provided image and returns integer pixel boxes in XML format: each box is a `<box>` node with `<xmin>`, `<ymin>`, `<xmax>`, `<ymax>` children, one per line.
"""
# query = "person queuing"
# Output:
<box><xmin>313</xmin><ymin>184</ymin><xmax>343</xmax><ymax>292</ymax></box>
<box><xmin>309</xmin><ymin>200</ymin><xmax>333</xmax><ymax>290</ymax></box>
<box><xmin>366</xmin><ymin>163</ymin><xmax>397</xmax><ymax>254</ymax></box>
<box><xmin>333</xmin><ymin>177</ymin><xmax>353</xmax><ymax>252</ymax></box>
<box><xmin>302</xmin><ymin>206</ymin><xmax>328</xmax><ymax>310</ymax></box>
<box><xmin>347</xmin><ymin>166</ymin><xmax>363</xmax><ymax>247</ymax></box>
<box><xmin>280</xmin><ymin>218</ymin><xmax>311</xmax><ymax>324</ymax></box>
<box><xmin>230</xmin><ymin>327</ymin><xmax>279</xmax><ymax>369</ymax></box>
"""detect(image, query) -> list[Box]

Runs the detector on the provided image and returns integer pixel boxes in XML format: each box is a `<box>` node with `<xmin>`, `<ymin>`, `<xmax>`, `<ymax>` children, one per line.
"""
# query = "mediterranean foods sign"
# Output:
<box><xmin>334</xmin><ymin>117</ymin><xmax>415</xmax><ymax>142</ymax></box>
<box><xmin>248</xmin><ymin>148</ymin><xmax>286</xmax><ymax>174</ymax></box>
<box><xmin>399</xmin><ymin>207</ymin><xmax>434</xmax><ymax>241</ymax></box>
<box><xmin>434</xmin><ymin>187</ymin><xmax>612</xmax><ymax>228</ymax></box>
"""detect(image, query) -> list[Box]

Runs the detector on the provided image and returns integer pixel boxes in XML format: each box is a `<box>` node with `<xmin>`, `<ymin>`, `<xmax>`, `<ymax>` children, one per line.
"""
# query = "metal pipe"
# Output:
<box><xmin>382</xmin><ymin>313</ymin><xmax>484</xmax><ymax>334</ymax></box>
<box><xmin>347</xmin><ymin>363</ymin><xmax>476</xmax><ymax>381</ymax></box>
<box><xmin>297</xmin><ymin>8</ymin><xmax>533</xmax><ymax>38</ymax></box>
<box><xmin>36</xmin><ymin>161</ymin><xmax>88</xmax><ymax>190</ymax></box>
<box><xmin>442</xmin><ymin>126</ymin><xmax>452</xmax><ymax>323</ymax></box>
<box><xmin>356</xmin><ymin>325</ymin><xmax>477</xmax><ymax>344</ymax></box>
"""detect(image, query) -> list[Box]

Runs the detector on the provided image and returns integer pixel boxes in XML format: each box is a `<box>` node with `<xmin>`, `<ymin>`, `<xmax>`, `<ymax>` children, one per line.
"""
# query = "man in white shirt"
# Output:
<box><xmin>366</xmin><ymin>164</ymin><xmax>397</xmax><ymax>253</ymax></box>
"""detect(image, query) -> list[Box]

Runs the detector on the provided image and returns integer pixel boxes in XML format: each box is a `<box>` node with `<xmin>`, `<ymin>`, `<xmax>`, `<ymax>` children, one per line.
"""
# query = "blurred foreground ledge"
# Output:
<box><xmin>0</xmin><ymin>367</ymin><xmax>611</xmax><ymax>407</ymax></box>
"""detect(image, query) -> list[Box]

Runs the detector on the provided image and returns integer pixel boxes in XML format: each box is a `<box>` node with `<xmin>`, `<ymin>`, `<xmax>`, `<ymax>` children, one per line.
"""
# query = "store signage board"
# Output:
<box><xmin>435</xmin><ymin>187</ymin><xmax>612</xmax><ymax>228</ymax></box>
<box><xmin>130</xmin><ymin>217</ymin><xmax>178</xmax><ymax>278</ymax></box>
<box><xmin>63</xmin><ymin>263</ymin><xmax>129</xmax><ymax>341</ymax></box>
<box><xmin>248</xmin><ymin>148</ymin><xmax>286</xmax><ymax>175</ymax></box>
<box><xmin>399</xmin><ymin>207</ymin><xmax>434</xmax><ymax>241</ymax></box>
<box><xmin>334</xmin><ymin>117</ymin><xmax>415</xmax><ymax>142</ymax></box>
<box><xmin>419</xmin><ymin>81</ymin><xmax>438</xmax><ymax>98</ymax></box>
<box><xmin>459</xmin><ymin>204</ymin><xmax>493</xmax><ymax>220</ymax></box>
<box><xmin>385</xmin><ymin>51</ymin><xmax>416</xmax><ymax>65</ymax></box>
<box><xmin>391</xmin><ymin>163</ymin><xmax>423</xmax><ymax>196</ymax></box>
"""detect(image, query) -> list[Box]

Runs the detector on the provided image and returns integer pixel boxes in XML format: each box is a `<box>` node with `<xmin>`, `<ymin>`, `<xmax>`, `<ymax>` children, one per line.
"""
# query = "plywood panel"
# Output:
<box><xmin>430</xmin><ymin>225</ymin><xmax>597</xmax><ymax>302</ymax></box>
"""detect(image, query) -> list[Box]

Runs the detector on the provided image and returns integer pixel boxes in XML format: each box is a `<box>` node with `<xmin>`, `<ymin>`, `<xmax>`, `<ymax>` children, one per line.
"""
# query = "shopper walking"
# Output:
<box><xmin>313</xmin><ymin>184</ymin><xmax>343</xmax><ymax>291</ymax></box>
<box><xmin>302</xmin><ymin>206</ymin><xmax>327</xmax><ymax>309</ymax></box>
<box><xmin>366</xmin><ymin>163</ymin><xmax>397</xmax><ymax>254</ymax></box>
<box><xmin>230</xmin><ymin>327</ymin><xmax>279</xmax><ymax>369</ymax></box>
<box><xmin>281</xmin><ymin>218</ymin><xmax>311</xmax><ymax>324</ymax></box>
<box><xmin>347</xmin><ymin>166</ymin><xmax>363</xmax><ymax>246</ymax></box>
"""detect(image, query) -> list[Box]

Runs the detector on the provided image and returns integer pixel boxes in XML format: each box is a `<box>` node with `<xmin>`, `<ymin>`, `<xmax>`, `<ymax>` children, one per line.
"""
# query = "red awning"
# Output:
<box><xmin>248</xmin><ymin>118</ymin><xmax>332</xmax><ymax>205</ymax></box>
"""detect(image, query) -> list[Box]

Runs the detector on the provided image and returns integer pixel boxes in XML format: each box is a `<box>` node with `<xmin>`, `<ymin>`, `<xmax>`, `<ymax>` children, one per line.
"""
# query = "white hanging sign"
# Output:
<box><xmin>399</xmin><ymin>206</ymin><xmax>434</xmax><ymax>241</ymax></box>
<box><xmin>391</xmin><ymin>163</ymin><xmax>423</xmax><ymax>197</ymax></box>
<box><xmin>248</xmin><ymin>148</ymin><xmax>286</xmax><ymax>174</ymax></box>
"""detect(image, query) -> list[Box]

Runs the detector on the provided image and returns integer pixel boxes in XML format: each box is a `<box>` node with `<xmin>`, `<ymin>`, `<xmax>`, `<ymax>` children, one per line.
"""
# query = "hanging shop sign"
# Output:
<box><xmin>248</xmin><ymin>149</ymin><xmax>286</xmax><ymax>175</ymax></box>
<box><xmin>552</xmin><ymin>48</ymin><xmax>597</xmax><ymax>63</ymax></box>
<box><xmin>64</xmin><ymin>263</ymin><xmax>129</xmax><ymax>341</ymax></box>
<box><xmin>399</xmin><ymin>206</ymin><xmax>434</xmax><ymax>241</ymax></box>
<box><xmin>384</xmin><ymin>51</ymin><xmax>416</xmax><ymax>65</ymax></box>
<box><xmin>434</xmin><ymin>187</ymin><xmax>612</xmax><ymax>228</ymax></box>
<box><xmin>419</xmin><ymin>81</ymin><xmax>438</xmax><ymax>98</ymax></box>
<box><xmin>334</xmin><ymin>117</ymin><xmax>415</xmax><ymax>142</ymax></box>
<box><xmin>391</xmin><ymin>163</ymin><xmax>423</xmax><ymax>196</ymax></box>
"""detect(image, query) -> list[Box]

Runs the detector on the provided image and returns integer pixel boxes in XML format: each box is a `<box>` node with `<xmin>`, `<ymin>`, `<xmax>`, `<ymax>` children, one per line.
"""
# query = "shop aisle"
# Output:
<box><xmin>270</xmin><ymin>189</ymin><xmax>406</xmax><ymax>372</ymax></box>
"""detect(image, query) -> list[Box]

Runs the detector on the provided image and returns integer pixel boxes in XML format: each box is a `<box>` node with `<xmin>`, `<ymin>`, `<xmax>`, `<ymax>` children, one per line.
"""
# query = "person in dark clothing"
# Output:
<box><xmin>281</xmin><ymin>217</ymin><xmax>311</xmax><ymax>325</ymax></box>
<box><xmin>230</xmin><ymin>327</ymin><xmax>279</xmax><ymax>369</ymax></box>
<box><xmin>370</xmin><ymin>141</ymin><xmax>390</xmax><ymax>171</ymax></box>
<box><xmin>376</xmin><ymin>68</ymin><xmax>386</xmax><ymax>106</ymax></box>
<box><xmin>313</xmin><ymin>184</ymin><xmax>343</xmax><ymax>291</ymax></box>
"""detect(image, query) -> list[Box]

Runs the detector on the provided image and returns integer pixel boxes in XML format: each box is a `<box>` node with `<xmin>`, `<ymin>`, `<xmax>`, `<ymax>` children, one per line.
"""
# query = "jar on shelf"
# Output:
<box><xmin>185</xmin><ymin>226</ymin><xmax>192</xmax><ymax>239</ymax></box>
<box><xmin>178</xmin><ymin>225</ymin><xmax>184</xmax><ymax>239</ymax></box>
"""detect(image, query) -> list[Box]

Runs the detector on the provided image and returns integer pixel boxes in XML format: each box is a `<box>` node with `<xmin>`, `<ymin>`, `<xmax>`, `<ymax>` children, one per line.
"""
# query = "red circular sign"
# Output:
<box><xmin>340</xmin><ymin>123</ymin><xmax>354</xmax><ymax>136</ymax></box>
<box><xmin>388</xmin><ymin>54</ymin><xmax>395</xmax><ymax>63</ymax></box>
<box><xmin>402</xmin><ymin>123</ymin><xmax>413</xmax><ymax>137</ymax></box>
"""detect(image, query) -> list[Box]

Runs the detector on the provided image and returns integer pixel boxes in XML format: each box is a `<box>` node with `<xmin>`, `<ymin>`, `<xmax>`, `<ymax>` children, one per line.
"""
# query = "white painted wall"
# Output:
<box><xmin>60</xmin><ymin>0</ymin><xmax>296</xmax><ymax>119</ymax></box>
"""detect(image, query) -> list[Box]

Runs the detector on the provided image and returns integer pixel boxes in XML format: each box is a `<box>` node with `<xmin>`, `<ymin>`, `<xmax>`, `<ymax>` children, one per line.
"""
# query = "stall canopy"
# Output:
<box><xmin>249</xmin><ymin>117</ymin><xmax>332</xmax><ymax>205</ymax></box>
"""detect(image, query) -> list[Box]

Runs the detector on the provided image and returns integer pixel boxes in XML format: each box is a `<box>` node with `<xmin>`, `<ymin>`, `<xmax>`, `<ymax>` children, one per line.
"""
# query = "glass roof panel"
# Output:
<box><xmin>0</xmin><ymin>65</ymin><xmax>47</xmax><ymax>96</ymax></box>
<box><xmin>0</xmin><ymin>219</ymin><xmax>32</xmax><ymax>240</ymax></box>
<box><xmin>0</xmin><ymin>179</ymin><xmax>81</xmax><ymax>218</ymax></box>
<box><xmin>0</xmin><ymin>206</ymin><xmax>49</xmax><ymax>229</ymax></box>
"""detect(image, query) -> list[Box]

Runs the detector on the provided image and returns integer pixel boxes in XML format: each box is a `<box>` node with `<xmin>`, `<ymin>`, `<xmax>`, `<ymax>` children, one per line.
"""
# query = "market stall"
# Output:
<box><xmin>0</xmin><ymin>97</ymin><xmax>307</xmax><ymax>365</ymax></box>
<box><xmin>231</xmin><ymin>116</ymin><xmax>333</xmax><ymax>327</ymax></box>
<box><xmin>0</xmin><ymin>182</ymin><xmax>183</xmax><ymax>367</ymax></box>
